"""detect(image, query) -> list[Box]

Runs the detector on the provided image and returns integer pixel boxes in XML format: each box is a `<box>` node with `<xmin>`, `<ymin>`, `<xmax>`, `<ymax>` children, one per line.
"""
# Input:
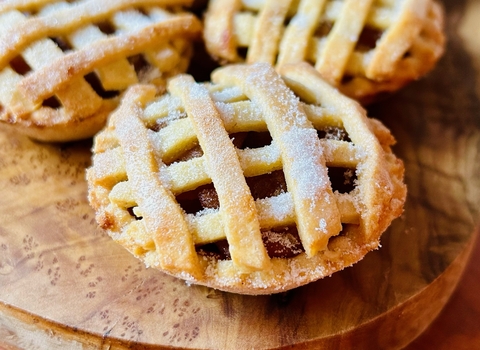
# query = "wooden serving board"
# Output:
<box><xmin>1</xmin><ymin>0</ymin><xmax>480</xmax><ymax>349</ymax></box>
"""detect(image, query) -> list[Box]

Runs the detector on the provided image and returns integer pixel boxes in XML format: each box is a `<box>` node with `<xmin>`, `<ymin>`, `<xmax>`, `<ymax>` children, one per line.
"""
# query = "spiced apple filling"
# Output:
<box><xmin>0</xmin><ymin>0</ymin><xmax>202</xmax><ymax>142</ymax></box>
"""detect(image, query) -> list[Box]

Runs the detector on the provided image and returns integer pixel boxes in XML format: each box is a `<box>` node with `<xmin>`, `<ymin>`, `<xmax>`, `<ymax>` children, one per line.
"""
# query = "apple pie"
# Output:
<box><xmin>87</xmin><ymin>62</ymin><xmax>406</xmax><ymax>294</ymax></box>
<box><xmin>204</xmin><ymin>0</ymin><xmax>445</xmax><ymax>104</ymax></box>
<box><xmin>0</xmin><ymin>0</ymin><xmax>202</xmax><ymax>142</ymax></box>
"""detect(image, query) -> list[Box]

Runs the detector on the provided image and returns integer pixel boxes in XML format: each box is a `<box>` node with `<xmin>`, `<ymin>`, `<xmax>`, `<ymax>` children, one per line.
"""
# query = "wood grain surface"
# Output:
<box><xmin>1</xmin><ymin>0</ymin><xmax>480</xmax><ymax>349</ymax></box>
<box><xmin>406</xmin><ymin>229</ymin><xmax>480</xmax><ymax>350</ymax></box>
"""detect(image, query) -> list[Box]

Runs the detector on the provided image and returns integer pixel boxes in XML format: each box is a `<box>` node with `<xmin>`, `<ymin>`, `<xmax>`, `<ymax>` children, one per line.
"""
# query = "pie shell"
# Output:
<box><xmin>0</xmin><ymin>0</ymin><xmax>202</xmax><ymax>142</ymax></box>
<box><xmin>203</xmin><ymin>0</ymin><xmax>445</xmax><ymax>104</ymax></box>
<box><xmin>87</xmin><ymin>62</ymin><xmax>406</xmax><ymax>295</ymax></box>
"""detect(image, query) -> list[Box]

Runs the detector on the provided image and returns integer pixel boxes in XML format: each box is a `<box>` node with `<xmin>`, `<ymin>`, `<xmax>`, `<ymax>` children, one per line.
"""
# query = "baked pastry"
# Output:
<box><xmin>0</xmin><ymin>0</ymin><xmax>202</xmax><ymax>142</ymax></box>
<box><xmin>87</xmin><ymin>62</ymin><xmax>406</xmax><ymax>294</ymax></box>
<box><xmin>204</xmin><ymin>0</ymin><xmax>445</xmax><ymax>103</ymax></box>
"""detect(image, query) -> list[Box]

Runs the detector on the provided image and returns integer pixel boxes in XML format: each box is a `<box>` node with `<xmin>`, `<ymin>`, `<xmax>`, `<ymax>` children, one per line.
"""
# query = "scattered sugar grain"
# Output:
<box><xmin>257</xmin><ymin>192</ymin><xmax>294</xmax><ymax>223</ymax></box>
<box><xmin>211</xmin><ymin>86</ymin><xmax>244</xmax><ymax>102</ymax></box>
<box><xmin>315</xmin><ymin>218</ymin><xmax>328</xmax><ymax>234</ymax></box>
<box><xmin>144</xmin><ymin>95</ymin><xmax>184</xmax><ymax>122</ymax></box>
<box><xmin>281</xmin><ymin>127</ymin><xmax>328</xmax><ymax>198</ymax></box>
<box><xmin>194</xmin><ymin>207</ymin><xmax>219</xmax><ymax>217</ymax></box>
<box><xmin>148</xmin><ymin>8</ymin><xmax>172</xmax><ymax>22</ymax></box>
<box><xmin>112</xmin><ymin>10</ymin><xmax>151</xmax><ymax>32</ymax></box>
<box><xmin>247</xmin><ymin>142</ymin><xmax>280</xmax><ymax>164</ymax></box>
<box><xmin>214</xmin><ymin>101</ymin><xmax>235</xmax><ymax>126</ymax></box>
<box><xmin>262</xmin><ymin>230</ymin><xmax>303</xmax><ymax>255</ymax></box>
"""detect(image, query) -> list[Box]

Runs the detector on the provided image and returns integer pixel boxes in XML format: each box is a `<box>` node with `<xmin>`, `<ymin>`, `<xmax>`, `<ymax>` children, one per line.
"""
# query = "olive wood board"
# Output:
<box><xmin>1</xmin><ymin>0</ymin><xmax>480</xmax><ymax>348</ymax></box>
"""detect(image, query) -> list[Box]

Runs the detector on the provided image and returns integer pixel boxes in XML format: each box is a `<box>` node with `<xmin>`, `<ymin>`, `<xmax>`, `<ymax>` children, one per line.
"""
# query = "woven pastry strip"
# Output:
<box><xmin>113</xmin><ymin>85</ymin><xmax>203</xmax><ymax>279</ymax></box>
<box><xmin>168</xmin><ymin>75</ymin><xmax>270</xmax><ymax>272</ymax></box>
<box><xmin>204</xmin><ymin>0</ymin><xmax>445</xmax><ymax>103</ymax></box>
<box><xmin>0</xmin><ymin>0</ymin><xmax>200</xmax><ymax>141</ymax></box>
<box><xmin>88</xmin><ymin>63</ymin><xmax>406</xmax><ymax>294</ymax></box>
<box><xmin>277</xmin><ymin>63</ymin><xmax>393</xmax><ymax>240</ymax></box>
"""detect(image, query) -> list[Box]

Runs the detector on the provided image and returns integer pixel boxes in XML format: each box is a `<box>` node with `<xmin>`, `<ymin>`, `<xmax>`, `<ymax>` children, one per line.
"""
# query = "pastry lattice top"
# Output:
<box><xmin>87</xmin><ymin>63</ymin><xmax>406</xmax><ymax>294</ymax></box>
<box><xmin>0</xmin><ymin>0</ymin><xmax>201</xmax><ymax>141</ymax></box>
<box><xmin>204</xmin><ymin>0</ymin><xmax>444</xmax><ymax>102</ymax></box>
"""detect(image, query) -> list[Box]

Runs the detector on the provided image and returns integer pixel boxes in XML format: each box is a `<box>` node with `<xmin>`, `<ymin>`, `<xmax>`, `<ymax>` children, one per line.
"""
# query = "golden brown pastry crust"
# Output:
<box><xmin>87</xmin><ymin>62</ymin><xmax>406</xmax><ymax>294</ymax></box>
<box><xmin>203</xmin><ymin>0</ymin><xmax>445</xmax><ymax>104</ymax></box>
<box><xmin>0</xmin><ymin>0</ymin><xmax>202</xmax><ymax>142</ymax></box>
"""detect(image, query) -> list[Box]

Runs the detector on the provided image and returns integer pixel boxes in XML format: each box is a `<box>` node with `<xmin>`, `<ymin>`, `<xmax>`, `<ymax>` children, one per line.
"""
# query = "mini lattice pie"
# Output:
<box><xmin>0</xmin><ymin>0</ymin><xmax>202</xmax><ymax>142</ymax></box>
<box><xmin>204</xmin><ymin>0</ymin><xmax>445</xmax><ymax>103</ymax></box>
<box><xmin>87</xmin><ymin>62</ymin><xmax>406</xmax><ymax>294</ymax></box>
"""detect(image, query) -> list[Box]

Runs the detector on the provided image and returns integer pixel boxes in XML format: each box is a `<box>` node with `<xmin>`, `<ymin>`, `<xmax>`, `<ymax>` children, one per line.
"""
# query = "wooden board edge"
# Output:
<box><xmin>277</xmin><ymin>228</ymin><xmax>479</xmax><ymax>350</ymax></box>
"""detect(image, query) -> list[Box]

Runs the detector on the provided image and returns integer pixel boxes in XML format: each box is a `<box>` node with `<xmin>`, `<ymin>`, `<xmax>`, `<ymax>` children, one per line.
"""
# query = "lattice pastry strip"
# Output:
<box><xmin>0</xmin><ymin>0</ymin><xmax>201</xmax><ymax>142</ymax></box>
<box><xmin>88</xmin><ymin>63</ymin><xmax>406</xmax><ymax>294</ymax></box>
<box><xmin>111</xmin><ymin>85</ymin><xmax>203</xmax><ymax>279</ymax></box>
<box><xmin>204</xmin><ymin>0</ymin><xmax>445</xmax><ymax>103</ymax></box>
<box><xmin>277</xmin><ymin>63</ymin><xmax>395</xmax><ymax>239</ymax></box>
<box><xmin>168</xmin><ymin>75</ymin><xmax>271</xmax><ymax>272</ymax></box>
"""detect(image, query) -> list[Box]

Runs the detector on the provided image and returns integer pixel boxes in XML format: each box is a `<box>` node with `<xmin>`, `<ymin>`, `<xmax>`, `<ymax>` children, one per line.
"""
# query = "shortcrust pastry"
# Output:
<box><xmin>87</xmin><ymin>62</ymin><xmax>406</xmax><ymax>294</ymax></box>
<box><xmin>204</xmin><ymin>0</ymin><xmax>445</xmax><ymax>103</ymax></box>
<box><xmin>0</xmin><ymin>0</ymin><xmax>201</xmax><ymax>142</ymax></box>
